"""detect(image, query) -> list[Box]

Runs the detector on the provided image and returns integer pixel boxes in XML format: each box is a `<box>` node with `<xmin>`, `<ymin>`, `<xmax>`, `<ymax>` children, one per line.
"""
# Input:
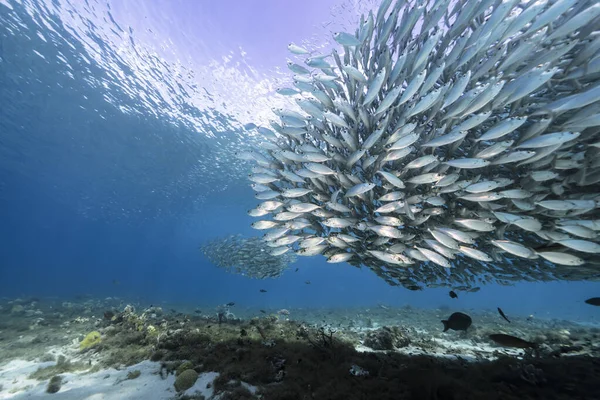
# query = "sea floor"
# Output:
<box><xmin>0</xmin><ymin>297</ymin><xmax>599</xmax><ymax>399</ymax></box>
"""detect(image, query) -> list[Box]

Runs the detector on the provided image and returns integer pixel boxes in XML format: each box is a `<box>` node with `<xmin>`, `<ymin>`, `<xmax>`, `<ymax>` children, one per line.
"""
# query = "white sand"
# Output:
<box><xmin>356</xmin><ymin>336</ymin><xmax>525</xmax><ymax>361</ymax></box>
<box><xmin>0</xmin><ymin>359</ymin><xmax>219</xmax><ymax>399</ymax></box>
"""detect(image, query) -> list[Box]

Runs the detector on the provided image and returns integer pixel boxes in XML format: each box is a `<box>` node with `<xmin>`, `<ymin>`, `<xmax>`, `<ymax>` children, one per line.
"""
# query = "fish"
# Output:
<box><xmin>449</xmin><ymin>290</ymin><xmax>458</xmax><ymax>299</ymax></box>
<box><xmin>259</xmin><ymin>289</ymin><xmax>267</xmax><ymax>293</ymax></box>
<box><xmin>333</xmin><ymin>32</ymin><xmax>361</xmax><ymax>46</ymax></box>
<box><xmin>242</xmin><ymin>0</ymin><xmax>600</xmax><ymax>291</ymax></box>
<box><xmin>200</xmin><ymin>235</ymin><xmax>297</xmax><ymax>279</ymax></box>
<box><xmin>226</xmin><ymin>302</ymin><xmax>235</xmax><ymax>307</ymax></box>
<box><xmin>488</xmin><ymin>334</ymin><xmax>537</xmax><ymax>349</ymax></box>
<box><xmin>584</xmin><ymin>297</ymin><xmax>600</xmax><ymax>306</ymax></box>
<box><xmin>497</xmin><ymin>307</ymin><xmax>511</xmax><ymax>323</ymax></box>
<box><xmin>441</xmin><ymin>312</ymin><xmax>472</xmax><ymax>332</ymax></box>
<box><xmin>305</xmin><ymin>280</ymin><xmax>311</xmax><ymax>285</ymax></box>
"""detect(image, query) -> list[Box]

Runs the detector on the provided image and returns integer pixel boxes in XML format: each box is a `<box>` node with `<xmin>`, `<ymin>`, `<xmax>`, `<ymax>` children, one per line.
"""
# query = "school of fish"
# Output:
<box><xmin>200</xmin><ymin>234</ymin><xmax>297</xmax><ymax>279</ymax></box>
<box><xmin>240</xmin><ymin>0</ymin><xmax>600</xmax><ymax>290</ymax></box>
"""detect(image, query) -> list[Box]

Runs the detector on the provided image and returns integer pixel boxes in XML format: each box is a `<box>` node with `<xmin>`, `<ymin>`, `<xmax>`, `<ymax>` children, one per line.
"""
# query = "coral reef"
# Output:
<box><xmin>363</xmin><ymin>326</ymin><xmax>411</xmax><ymax>350</ymax></box>
<box><xmin>1</xmin><ymin>297</ymin><xmax>600</xmax><ymax>399</ymax></box>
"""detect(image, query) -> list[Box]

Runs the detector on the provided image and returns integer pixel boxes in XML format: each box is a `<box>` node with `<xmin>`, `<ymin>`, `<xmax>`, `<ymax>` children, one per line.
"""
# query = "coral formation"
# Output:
<box><xmin>79</xmin><ymin>331</ymin><xmax>101</xmax><ymax>351</ymax></box>
<box><xmin>175</xmin><ymin>369</ymin><xmax>199</xmax><ymax>392</ymax></box>
<box><xmin>46</xmin><ymin>375</ymin><xmax>62</xmax><ymax>394</ymax></box>
<box><xmin>364</xmin><ymin>326</ymin><xmax>411</xmax><ymax>350</ymax></box>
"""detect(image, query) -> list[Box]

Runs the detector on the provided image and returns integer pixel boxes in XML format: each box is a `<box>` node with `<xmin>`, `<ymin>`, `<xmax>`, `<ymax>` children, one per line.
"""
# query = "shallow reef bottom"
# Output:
<box><xmin>153</xmin><ymin>334</ymin><xmax>600</xmax><ymax>400</ymax></box>
<box><xmin>1</xmin><ymin>298</ymin><xmax>600</xmax><ymax>399</ymax></box>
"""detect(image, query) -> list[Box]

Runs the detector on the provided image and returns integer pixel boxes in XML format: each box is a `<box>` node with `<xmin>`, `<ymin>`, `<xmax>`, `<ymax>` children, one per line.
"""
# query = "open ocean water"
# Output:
<box><xmin>1</xmin><ymin>0</ymin><xmax>600</xmax><ymax>399</ymax></box>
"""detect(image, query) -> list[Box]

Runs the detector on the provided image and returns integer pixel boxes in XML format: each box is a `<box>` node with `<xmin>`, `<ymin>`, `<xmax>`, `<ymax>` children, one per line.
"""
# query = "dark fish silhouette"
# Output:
<box><xmin>226</xmin><ymin>302</ymin><xmax>235</xmax><ymax>307</ymax></box>
<box><xmin>305</xmin><ymin>280</ymin><xmax>311</xmax><ymax>284</ymax></box>
<box><xmin>259</xmin><ymin>289</ymin><xmax>267</xmax><ymax>293</ymax></box>
<box><xmin>497</xmin><ymin>307</ymin><xmax>511</xmax><ymax>323</ymax></box>
<box><xmin>260</xmin><ymin>310</ymin><xmax>266</xmax><ymax>314</ymax></box>
<box><xmin>295</xmin><ymin>268</ymin><xmax>299</xmax><ymax>272</ymax></box>
<box><xmin>489</xmin><ymin>334</ymin><xmax>537</xmax><ymax>349</ymax></box>
<box><xmin>449</xmin><ymin>290</ymin><xmax>458</xmax><ymax>299</ymax></box>
<box><xmin>585</xmin><ymin>297</ymin><xmax>600</xmax><ymax>306</ymax></box>
<box><xmin>441</xmin><ymin>312</ymin><xmax>472</xmax><ymax>332</ymax></box>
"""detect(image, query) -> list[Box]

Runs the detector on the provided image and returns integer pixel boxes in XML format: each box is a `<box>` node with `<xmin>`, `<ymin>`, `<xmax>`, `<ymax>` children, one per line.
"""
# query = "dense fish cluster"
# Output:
<box><xmin>200</xmin><ymin>234</ymin><xmax>297</xmax><ymax>279</ymax></box>
<box><xmin>241</xmin><ymin>0</ymin><xmax>600</xmax><ymax>289</ymax></box>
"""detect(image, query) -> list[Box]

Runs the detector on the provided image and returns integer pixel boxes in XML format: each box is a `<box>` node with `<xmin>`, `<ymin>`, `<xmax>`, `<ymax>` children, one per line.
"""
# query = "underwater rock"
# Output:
<box><xmin>10</xmin><ymin>304</ymin><xmax>24</xmax><ymax>314</ymax></box>
<box><xmin>126</xmin><ymin>370</ymin><xmax>141</xmax><ymax>380</ymax></box>
<box><xmin>174</xmin><ymin>368</ymin><xmax>199</xmax><ymax>392</ymax></box>
<box><xmin>46</xmin><ymin>375</ymin><xmax>62</xmax><ymax>394</ymax></box>
<box><xmin>364</xmin><ymin>326</ymin><xmax>410</xmax><ymax>350</ymax></box>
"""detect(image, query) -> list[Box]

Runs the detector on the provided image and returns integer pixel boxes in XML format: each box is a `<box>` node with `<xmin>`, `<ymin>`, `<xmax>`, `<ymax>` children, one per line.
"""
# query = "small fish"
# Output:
<box><xmin>449</xmin><ymin>290</ymin><xmax>458</xmax><ymax>299</ymax></box>
<box><xmin>497</xmin><ymin>307</ymin><xmax>511</xmax><ymax>323</ymax></box>
<box><xmin>259</xmin><ymin>289</ymin><xmax>267</xmax><ymax>293</ymax></box>
<box><xmin>441</xmin><ymin>312</ymin><xmax>472</xmax><ymax>332</ymax></box>
<box><xmin>295</xmin><ymin>268</ymin><xmax>299</xmax><ymax>272</ymax></box>
<box><xmin>260</xmin><ymin>310</ymin><xmax>266</xmax><ymax>314</ymax></box>
<box><xmin>489</xmin><ymin>334</ymin><xmax>537</xmax><ymax>349</ymax></box>
<box><xmin>584</xmin><ymin>297</ymin><xmax>600</xmax><ymax>306</ymax></box>
<box><xmin>333</xmin><ymin>32</ymin><xmax>361</xmax><ymax>46</ymax></box>
<box><xmin>226</xmin><ymin>302</ymin><xmax>235</xmax><ymax>307</ymax></box>
<box><xmin>305</xmin><ymin>280</ymin><xmax>311</xmax><ymax>284</ymax></box>
<box><xmin>288</xmin><ymin>43</ymin><xmax>310</xmax><ymax>54</ymax></box>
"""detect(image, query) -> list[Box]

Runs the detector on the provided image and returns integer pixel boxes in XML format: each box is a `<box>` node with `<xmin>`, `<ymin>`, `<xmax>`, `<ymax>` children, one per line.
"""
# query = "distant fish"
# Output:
<box><xmin>226</xmin><ymin>302</ymin><xmax>235</xmax><ymax>307</ymax></box>
<box><xmin>449</xmin><ymin>290</ymin><xmax>458</xmax><ymax>299</ymax></box>
<box><xmin>260</xmin><ymin>310</ymin><xmax>266</xmax><ymax>314</ymax></box>
<box><xmin>441</xmin><ymin>312</ymin><xmax>472</xmax><ymax>332</ymax></box>
<box><xmin>406</xmin><ymin>285</ymin><xmax>423</xmax><ymax>291</ymax></box>
<box><xmin>259</xmin><ymin>289</ymin><xmax>267</xmax><ymax>293</ymax></box>
<box><xmin>295</xmin><ymin>268</ymin><xmax>299</xmax><ymax>272</ymax></box>
<box><xmin>584</xmin><ymin>297</ymin><xmax>600</xmax><ymax>306</ymax></box>
<box><xmin>305</xmin><ymin>280</ymin><xmax>311</xmax><ymax>284</ymax></box>
<box><xmin>497</xmin><ymin>307</ymin><xmax>511</xmax><ymax>323</ymax></box>
<box><xmin>489</xmin><ymin>334</ymin><xmax>537</xmax><ymax>349</ymax></box>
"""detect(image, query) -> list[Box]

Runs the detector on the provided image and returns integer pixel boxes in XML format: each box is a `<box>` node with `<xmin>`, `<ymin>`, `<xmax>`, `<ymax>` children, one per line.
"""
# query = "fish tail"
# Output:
<box><xmin>441</xmin><ymin>320</ymin><xmax>449</xmax><ymax>332</ymax></box>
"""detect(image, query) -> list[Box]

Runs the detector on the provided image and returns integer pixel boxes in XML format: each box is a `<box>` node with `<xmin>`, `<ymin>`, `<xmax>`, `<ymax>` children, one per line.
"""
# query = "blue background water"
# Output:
<box><xmin>0</xmin><ymin>0</ymin><xmax>598</xmax><ymax>324</ymax></box>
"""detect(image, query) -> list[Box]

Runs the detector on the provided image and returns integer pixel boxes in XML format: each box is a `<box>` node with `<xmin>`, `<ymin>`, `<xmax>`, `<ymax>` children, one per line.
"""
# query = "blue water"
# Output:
<box><xmin>1</xmin><ymin>0</ymin><xmax>599</xmax><ymax>326</ymax></box>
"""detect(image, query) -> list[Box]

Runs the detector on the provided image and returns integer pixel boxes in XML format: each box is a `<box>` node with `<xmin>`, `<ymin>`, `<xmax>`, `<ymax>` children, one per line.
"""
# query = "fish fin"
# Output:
<box><xmin>441</xmin><ymin>320</ymin><xmax>449</xmax><ymax>332</ymax></box>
